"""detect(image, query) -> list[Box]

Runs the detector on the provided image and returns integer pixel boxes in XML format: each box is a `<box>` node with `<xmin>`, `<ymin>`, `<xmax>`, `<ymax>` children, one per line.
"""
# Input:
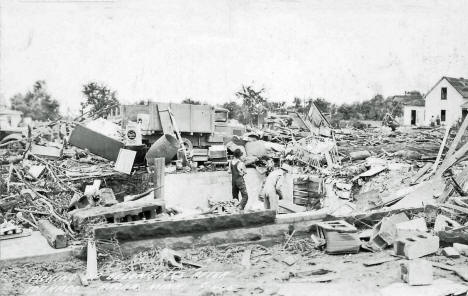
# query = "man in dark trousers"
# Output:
<box><xmin>229</xmin><ymin>149</ymin><xmax>249</xmax><ymax>210</ymax></box>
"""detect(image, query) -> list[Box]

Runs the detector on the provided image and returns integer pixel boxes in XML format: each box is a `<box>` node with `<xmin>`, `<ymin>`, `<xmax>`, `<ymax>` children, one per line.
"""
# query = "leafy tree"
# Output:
<box><xmin>181</xmin><ymin>98</ymin><xmax>201</xmax><ymax>105</ymax></box>
<box><xmin>221</xmin><ymin>101</ymin><xmax>243</xmax><ymax>121</ymax></box>
<box><xmin>266</xmin><ymin>101</ymin><xmax>287</xmax><ymax>113</ymax></box>
<box><xmin>10</xmin><ymin>80</ymin><xmax>60</xmax><ymax>121</ymax></box>
<box><xmin>292</xmin><ymin>97</ymin><xmax>305</xmax><ymax>114</ymax></box>
<box><xmin>235</xmin><ymin>85</ymin><xmax>268</xmax><ymax>125</ymax></box>
<box><xmin>313</xmin><ymin>98</ymin><xmax>331</xmax><ymax>114</ymax></box>
<box><xmin>80</xmin><ymin>82</ymin><xmax>119</xmax><ymax>118</ymax></box>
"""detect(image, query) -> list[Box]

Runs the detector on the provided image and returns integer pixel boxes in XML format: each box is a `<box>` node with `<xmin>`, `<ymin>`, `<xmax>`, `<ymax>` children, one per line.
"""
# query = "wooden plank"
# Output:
<box><xmin>114</xmin><ymin>148</ymin><xmax>137</xmax><ymax>174</ymax></box>
<box><xmin>410</xmin><ymin>162</ymin><xmax>433</xmax><ymax>185</ymax></box>
<box><xmin>157</xmin><ymin>107</ymin><xmax>174</xmax><ymax>135</ymax></box>
<box><xmin>435</xmin><ymin>140</ymin><xmax>468</xmax><ymax>177</ymax></box>
<box><xmin>38</xmin><ymin>219</ymin><xmax>67</xmax><ymax>249</ymax></box>
<box><xmin>153</xmin><ymin>157</ymin><xmax>165</xmax><ymax>200</ymax></box>
<box><xmin>363</xmin><ymin>257</ymin><xmax>400</xmax><ymax>267</ymax></box>
<box><xmin>86</xmin><ymin>240</ymin><xmax>98</xmax><ymax>280</ymax></box>
<box><xmin>431</xmin><ymin>124</ymin><xmax>451</xmax><ymax>175</ymax></box>
<box><xmin>440</xmin><ymin>203</ymin><xmax>468</xmax><ymax>215</ymax></box>
<box><xmin>446</xmin><ymin>115</ymin><xmax>468</xmax><ymax>159</ymax></box>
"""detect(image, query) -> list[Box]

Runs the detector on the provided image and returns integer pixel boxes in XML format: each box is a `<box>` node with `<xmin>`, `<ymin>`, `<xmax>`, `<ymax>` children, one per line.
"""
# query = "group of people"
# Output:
<box><xmin>228</xmin><ymin>148</ymin><xmax>290</xmax><ymax>212</ymax></box>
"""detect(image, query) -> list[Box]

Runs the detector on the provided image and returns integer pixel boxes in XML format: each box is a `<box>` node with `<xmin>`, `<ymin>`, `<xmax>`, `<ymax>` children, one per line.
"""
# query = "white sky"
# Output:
<box><xmin>1</xmin><ymin>0</ymin><xmax>468</xmax><ymax>114</ymax></box>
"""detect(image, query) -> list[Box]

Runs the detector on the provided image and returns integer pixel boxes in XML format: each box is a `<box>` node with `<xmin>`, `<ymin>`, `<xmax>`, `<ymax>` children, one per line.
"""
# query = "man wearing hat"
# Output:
<box><xmin>259</xmin><ymin>163</ymin><xmax>291</xmax><ymax>212</ymax></box>
<box><xmin>229</xmin><ymin>148</ymin><xmax>249</xmax><ymax>210</ymax></box>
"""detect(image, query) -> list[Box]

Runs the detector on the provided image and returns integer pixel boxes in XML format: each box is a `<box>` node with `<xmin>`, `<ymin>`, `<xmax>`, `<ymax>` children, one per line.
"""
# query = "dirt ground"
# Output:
<box><xmin>1</xmin><ymin>238</ymin><xmax>467</xmax><ymax>296</ymax></box>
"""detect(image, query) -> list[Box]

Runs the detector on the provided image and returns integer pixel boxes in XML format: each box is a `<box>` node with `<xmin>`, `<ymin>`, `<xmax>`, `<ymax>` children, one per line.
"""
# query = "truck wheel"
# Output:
<box><xmin>181</xmin><ymin>138</ymin><xmax>193</xmax><ymax>155</ymax></box>
<box><xmin>1</xmin><ymin>139</ymin><xmax>24</xmax><ymax>150</ymax></box>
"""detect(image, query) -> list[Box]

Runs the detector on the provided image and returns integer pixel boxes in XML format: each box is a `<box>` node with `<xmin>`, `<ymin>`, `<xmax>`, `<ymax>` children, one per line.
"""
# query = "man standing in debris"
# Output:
<box><xmin>229</xmin><ymin>149</ymin><xmax>249</xmax><ymax>210</ymax></box>
<box><xmin>259</xmin><ymin>164</ymin><xmax>291</xmax><ymax>212</ymax></box>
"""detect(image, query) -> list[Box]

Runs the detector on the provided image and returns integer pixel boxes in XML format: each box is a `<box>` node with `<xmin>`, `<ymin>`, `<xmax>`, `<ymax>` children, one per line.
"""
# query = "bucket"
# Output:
<box><xmin>146</xmin><ymin>134</ymin><xmax>179</xmax><ymax>165</ymax></box>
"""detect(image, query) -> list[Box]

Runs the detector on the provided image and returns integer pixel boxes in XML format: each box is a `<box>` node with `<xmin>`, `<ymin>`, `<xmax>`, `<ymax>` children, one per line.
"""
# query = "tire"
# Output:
<box><xmin>181</xmin><ymin>137</ymin><xmax>194</xmax><ymax>155</ymax></box>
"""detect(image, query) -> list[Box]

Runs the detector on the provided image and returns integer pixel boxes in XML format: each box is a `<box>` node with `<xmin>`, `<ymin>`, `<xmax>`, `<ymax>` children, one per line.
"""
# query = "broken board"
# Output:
<box><xmin>114</xmin><ymin>148</ymin><xmax>137</xmax><ymax>174</ymax></box>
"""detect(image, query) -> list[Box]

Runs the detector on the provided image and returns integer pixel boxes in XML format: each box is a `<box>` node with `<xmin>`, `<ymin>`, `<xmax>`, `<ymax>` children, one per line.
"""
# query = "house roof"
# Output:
<box><xmin>426</xmin><ymin>76</ymin><xmax>468</xmax><ymax>99</ymax></box>
<box><xmin>392</xmin><ymin>95</ymin><xmax>425</xmax><ymax>106</ymax></box>
<box><xmin>445</xmin><ymin>77</ymin><xmax>468</xmax><ymax>98</ymax></box>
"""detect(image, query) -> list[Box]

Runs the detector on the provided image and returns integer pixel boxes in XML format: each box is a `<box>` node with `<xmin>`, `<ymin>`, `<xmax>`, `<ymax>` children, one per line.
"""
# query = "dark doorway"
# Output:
<box><xmin>411</xmin><ymin>110</ymin><xmax>417</xmax><ymax>125</ymax></box>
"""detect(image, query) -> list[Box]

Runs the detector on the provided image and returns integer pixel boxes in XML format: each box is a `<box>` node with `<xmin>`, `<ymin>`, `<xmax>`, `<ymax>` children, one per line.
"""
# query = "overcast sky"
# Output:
<box><xmin>1</xmin><ymin>0</ymin><xmax>468</xmax><ymax>114</ymax></box>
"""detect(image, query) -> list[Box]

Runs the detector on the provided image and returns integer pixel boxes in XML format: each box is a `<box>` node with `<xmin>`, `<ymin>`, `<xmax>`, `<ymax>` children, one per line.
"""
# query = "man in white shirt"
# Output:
<box><xmin>259</xmin><ymin>163</ymin><xmax>291</xmax><ymax>212</ymax></box>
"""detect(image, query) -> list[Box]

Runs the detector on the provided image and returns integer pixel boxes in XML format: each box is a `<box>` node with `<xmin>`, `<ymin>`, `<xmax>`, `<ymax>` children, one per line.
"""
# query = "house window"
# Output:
<box><xmin>441</xmin><ymin>109</ymin><xmax>446</xmax><ymax>122</ymax></box>
<box><xmin>441</xmin><ymin>87</ymin><xmax>447</xmax><ymax>100</ymax></box>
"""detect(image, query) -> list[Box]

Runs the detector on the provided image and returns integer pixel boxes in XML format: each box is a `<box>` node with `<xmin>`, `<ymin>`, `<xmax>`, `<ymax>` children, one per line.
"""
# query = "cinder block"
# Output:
<box><xmin>370</xmin><ymin>213</ymin><xmax>409</xmax><ymax>249</ymax></box>
<box><xmin>400</xmin><ymin>259</ymin><xmax>433</xmax><ymax>285</ymax></box>
<box><xmin>442</xmin><ymin>247</ymin><xmax>460</xmax><ymax>259</ymax></box>
<box><xmin>395</xmin><ymin>217</ymin><xmax>428</xmax><ymax>238</ymax></box>
<box><xmin>453</xmin><ymin>243</ymin><xmax>468</xmax><ymax>256</ymax></box>
<box><xmin>394</xmin><ymin>233</ymin><xmax>439</xmax><ymax>259</ymax></box>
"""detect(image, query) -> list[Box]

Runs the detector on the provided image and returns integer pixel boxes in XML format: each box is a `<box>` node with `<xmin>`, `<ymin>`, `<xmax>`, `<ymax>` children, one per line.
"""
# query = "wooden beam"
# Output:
<box><xmin>37</xmin><ymin>219</ymin><xmax>67</xmax><ymax>249</ymax></box>
<box><xmin>431</xmin><ymin>124</ymin><xmax>451</xmax><ymax>175</ymax></box>
<box><xmin>446</xmin><ymin>115</ymin><xmax>468</xmax><ymax>158</ymax></box>
<box><xmin>410</xmin><ymin>162</ymin><xmax>433</xmax><ymax>185</ymax></box>
<box><xmin>435</xmin><ymin>140</ymin><xmax>468</xmax><ymax>177</ymax></box>
<box><xmin>153</xmin><ymin>157</ymin><xmax>165</xmax><ymax>200</ymax></box>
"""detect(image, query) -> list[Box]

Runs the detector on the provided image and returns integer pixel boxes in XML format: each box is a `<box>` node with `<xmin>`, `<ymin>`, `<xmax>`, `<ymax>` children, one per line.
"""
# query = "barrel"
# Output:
<box><xmin>146</xmin><ymin>134</ymin><xmax>179</xmax><ymax>165</ymax></box>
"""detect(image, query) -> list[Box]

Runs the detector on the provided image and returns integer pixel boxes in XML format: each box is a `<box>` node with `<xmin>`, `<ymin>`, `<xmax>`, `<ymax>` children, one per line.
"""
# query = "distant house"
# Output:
<box><xmin>425</xmin><ymin>77</ymin><xmax>468</xmax><ymax>126</ymax></box>
<box><xmin>393</xmin><ymin>92</ymin><xmax>425</xmax><ymax>126</ymax></box>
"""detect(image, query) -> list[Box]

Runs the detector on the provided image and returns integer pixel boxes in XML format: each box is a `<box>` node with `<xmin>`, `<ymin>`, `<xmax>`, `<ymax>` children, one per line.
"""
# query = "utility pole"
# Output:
<box><xmin>0</xmin><ymin>0</ymin><xmax>4</xmax><ymax>109</ymax></box>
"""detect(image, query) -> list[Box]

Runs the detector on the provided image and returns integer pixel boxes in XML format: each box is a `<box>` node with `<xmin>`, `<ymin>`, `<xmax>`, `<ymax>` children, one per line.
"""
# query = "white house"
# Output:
<box><xmin>425</xmin><ymin>77</ymin><xmax>468</xmax><ymax>126</ymax></box>
<box><xmin>391</xmin><ymin>92</ymin><xmax>425</xmax><ymax>126</ymax></box>
<box><xmin>402</xmin><ymin>105</ymin><xmax>425</xmax><ymax>126</ymax></box>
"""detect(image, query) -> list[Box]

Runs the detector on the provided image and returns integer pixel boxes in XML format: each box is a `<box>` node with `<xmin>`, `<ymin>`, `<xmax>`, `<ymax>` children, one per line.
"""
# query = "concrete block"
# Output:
<box><xmin>371</xmin><ymin>213</ymin><xmax>409</xmax><ymax>249</ymax></box>
<box><xmin>434</xmin><ymin>215</ymin><xmax>461</xmax><ymax>232</ymax></box>
<box><xmin>453</xmin><ymin>243</ymin><xmax>468</xmax><ymax>256</ymax></box>
<box><xmin>442</xmin><ymin>247</ymin><xmax>460</xmax><ymax>259</ymax></box>
<box><xmin>98</xmin><ymin>188</ymin><xmax>118</xmax><ymax>207</ymax></box>
<box><xmin>395</xmin><ymin>217</ymin><xmax>428</xmax><ymax>238</ymax></box>
<box><xmin>394</xmin><ymin>233</ymin><xmax>439</xmax><ymax>259</ymax></box>
<box><xmin>400</xmin><ymin>259</ymin><xmax>433</xmax><ymax>286</ymax></box>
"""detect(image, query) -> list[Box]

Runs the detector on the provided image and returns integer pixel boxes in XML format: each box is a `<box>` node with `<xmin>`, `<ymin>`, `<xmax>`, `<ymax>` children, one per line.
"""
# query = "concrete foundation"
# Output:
<box><xmin>0</xmin><ymin>231</ymin><xmax>73</xmax><ymax>266</ymax></box>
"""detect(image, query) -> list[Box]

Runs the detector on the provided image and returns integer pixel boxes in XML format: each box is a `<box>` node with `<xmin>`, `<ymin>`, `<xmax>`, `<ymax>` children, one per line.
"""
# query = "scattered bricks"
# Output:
<box><xmin>93</xmin><ymin>210</ymin><xmax>276</xmax><ymax>241</ymax></box>
<box><xmin>442</xmin><ymin>247</ymin><xmax>460</xmax><ymax>259</ymax></box>
<box><xmin>394</xmin><ymin>233</ymin><xmax>439</xmax><ymax>259</ymax></box>
<box><xmin>37</xmin><ymin>219</ymin><xmax>67</xmax><ymax>249</ymax></box>
<box><xmin>400</xmin><ymin>259</ymin><xmax>433</xmax><ymax>286</ymax></box>
<box><xmin>453</xmin><ymin>243</ymin><xmax>468</xmax><ymax>256</ymax></box>
<box><xmin>395</xmin><ymin>217</ymin><xmax>428</xmax><ymax>239</ymax></box>
<box><xmin>370</xmin><ymin>213</ymin><xmax>409</xmax><ymax>250</ymax></box>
